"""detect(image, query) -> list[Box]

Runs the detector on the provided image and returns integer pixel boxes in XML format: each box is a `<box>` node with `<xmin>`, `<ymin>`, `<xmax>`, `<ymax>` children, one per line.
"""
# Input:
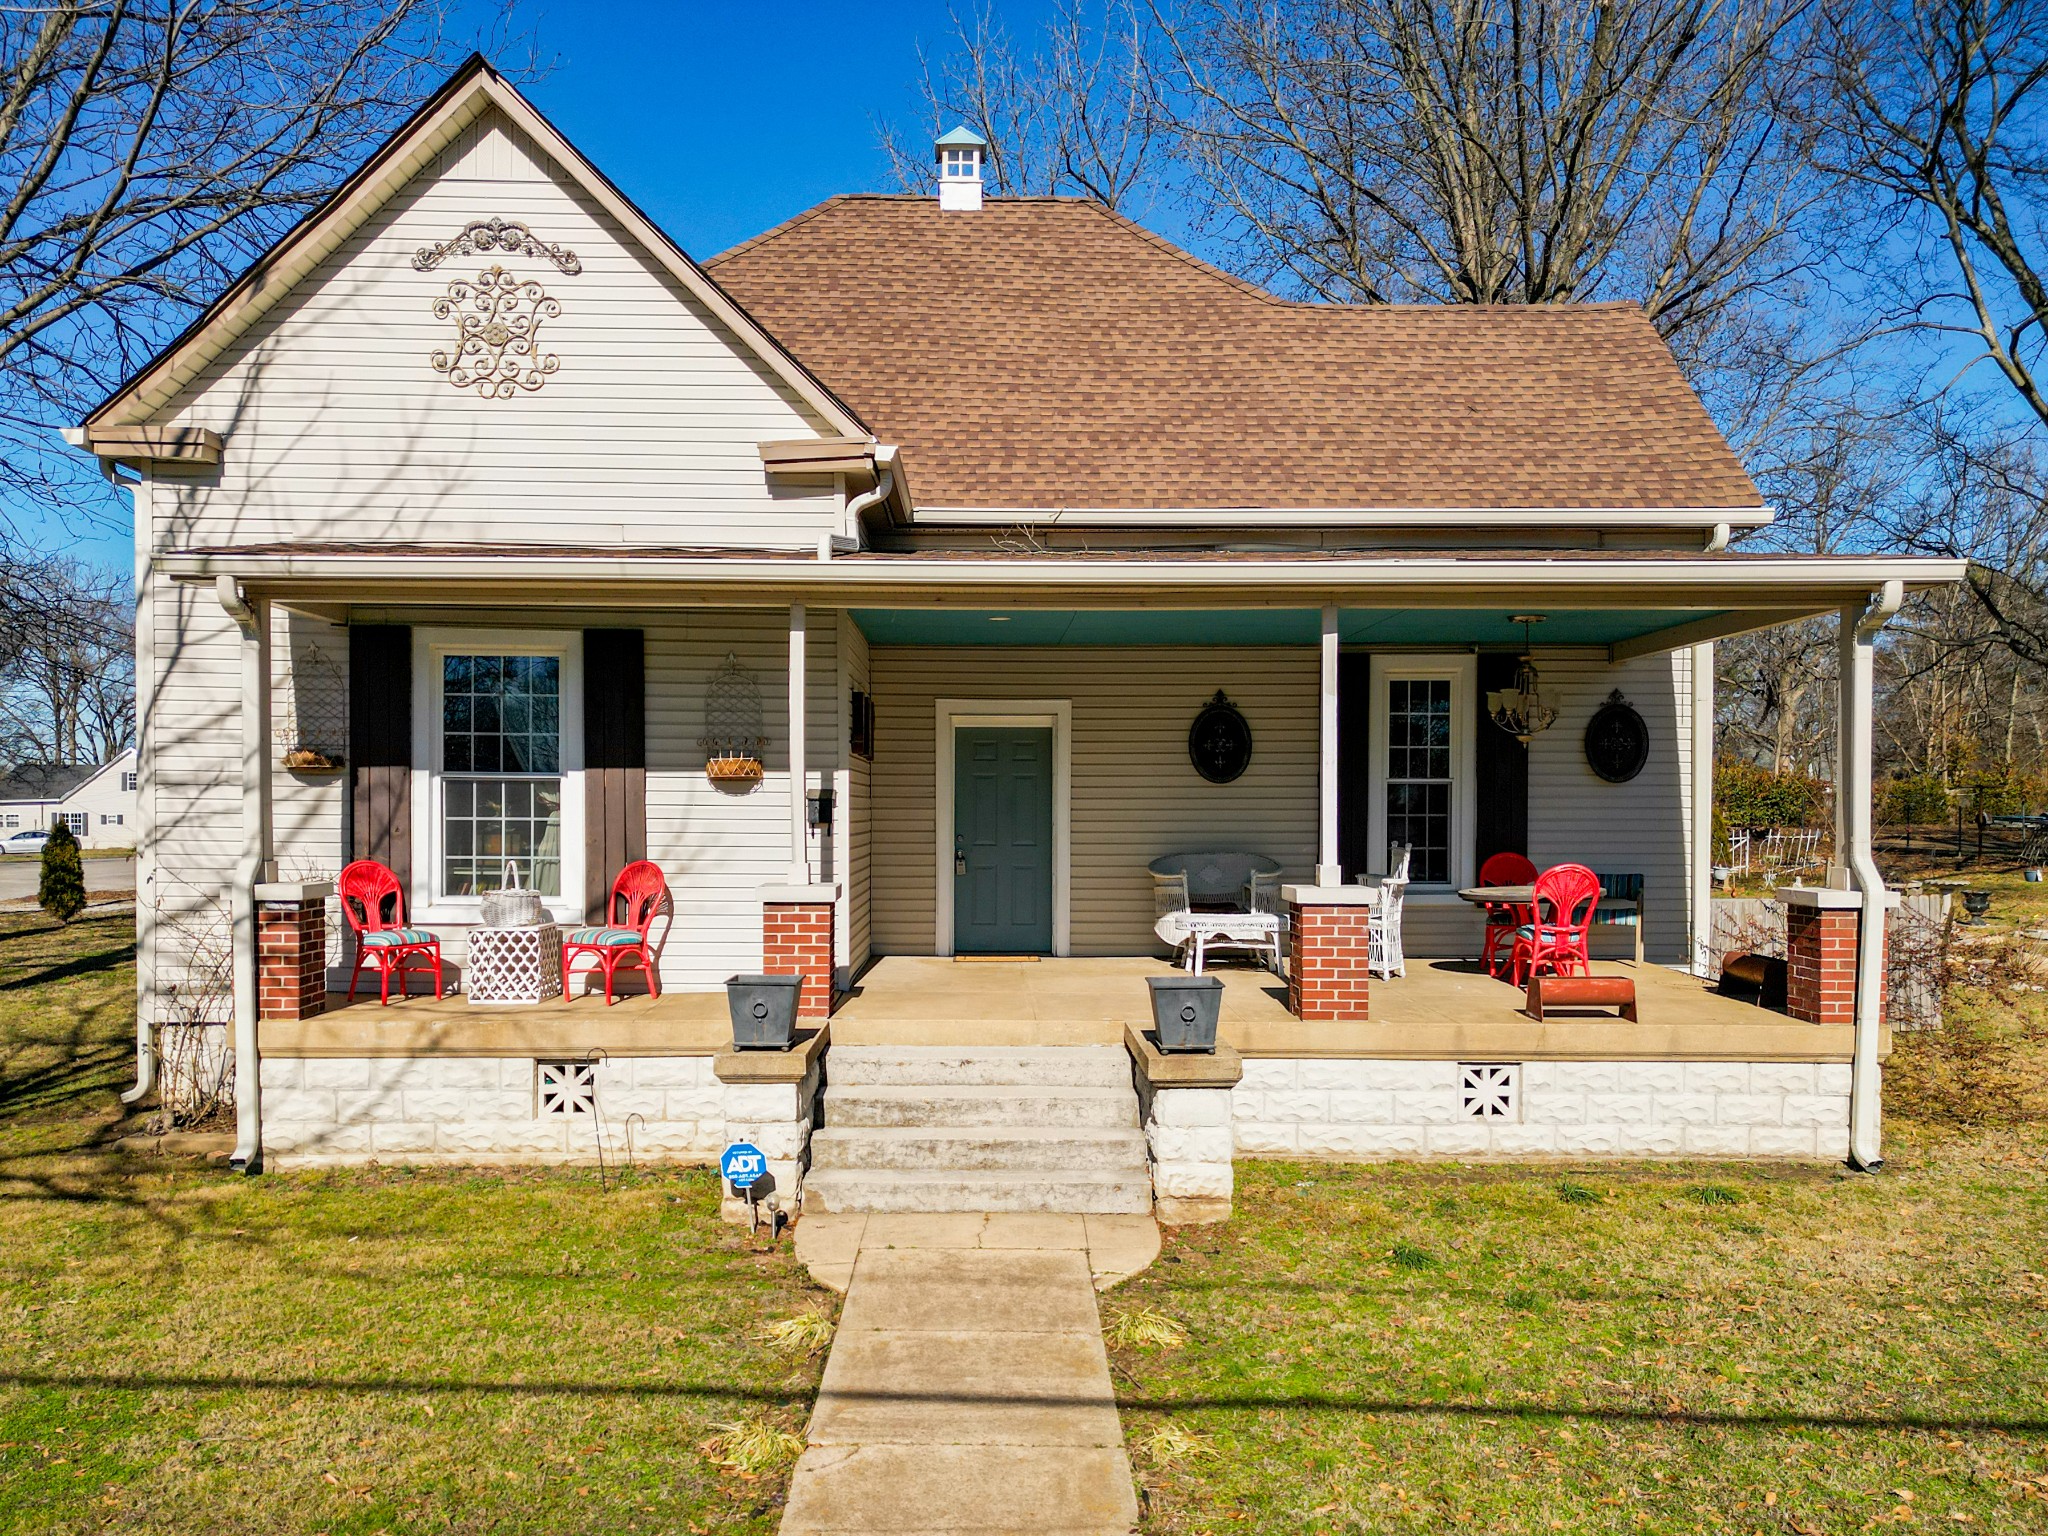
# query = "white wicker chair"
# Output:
<box><xmin>1366</xmin><ymin>843</ymin><xmax>1411</xmax><ymax>980</ymax></box>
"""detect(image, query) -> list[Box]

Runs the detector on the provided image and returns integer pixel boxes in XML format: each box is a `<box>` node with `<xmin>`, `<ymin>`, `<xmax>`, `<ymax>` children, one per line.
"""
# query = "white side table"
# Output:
<box><xmin>466</xmin><ymin>923</ymin><xmax>564</xmax><ymax>1005</ymax></box>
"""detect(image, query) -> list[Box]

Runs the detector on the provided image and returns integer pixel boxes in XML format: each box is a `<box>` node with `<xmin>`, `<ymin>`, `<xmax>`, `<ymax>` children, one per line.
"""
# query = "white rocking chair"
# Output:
<box><xmin>1366</xmin><ymin>843</ymin><xmax>1411</xmax><ymax>980</ymax></box>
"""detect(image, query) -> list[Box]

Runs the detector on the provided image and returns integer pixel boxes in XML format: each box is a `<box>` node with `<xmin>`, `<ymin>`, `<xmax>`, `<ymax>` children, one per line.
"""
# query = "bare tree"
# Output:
<box><xmin>1818</xmin><ymin>0</ymin><xmax>2048</xmax><ymax>665</ymax></box>
<box><xmin>880</xmin><ymin>1</ymin><xmax>1161</xmax><ymax>207</ymax></box>
<box><xmin>0</xmin><ymin>555</ymin><xmax>132</xmax><ymax>763</ymax></box>
<box><xmin>0</xmin><ymin>1</ymin><xmax>518</xmax><ymax>537</ymax></box>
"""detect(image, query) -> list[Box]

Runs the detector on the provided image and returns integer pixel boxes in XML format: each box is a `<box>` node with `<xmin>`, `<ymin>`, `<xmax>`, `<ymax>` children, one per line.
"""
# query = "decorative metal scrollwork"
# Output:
<box><xmin>412</xmin><ymin>217</ymin><xmax>581</xmax><ymax>274</ymax></box>
<box><xmin>430</xmin><ymin>265</ymin><xmax>561</xmax><ymax>397</ymax></box>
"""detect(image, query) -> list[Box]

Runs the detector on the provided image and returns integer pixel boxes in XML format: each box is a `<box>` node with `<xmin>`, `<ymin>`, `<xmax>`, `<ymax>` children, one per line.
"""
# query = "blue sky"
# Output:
<box><xmin>38</xmin><ymin>1</ymin><xmax>1062</xmax><ymax>568</ymax></box>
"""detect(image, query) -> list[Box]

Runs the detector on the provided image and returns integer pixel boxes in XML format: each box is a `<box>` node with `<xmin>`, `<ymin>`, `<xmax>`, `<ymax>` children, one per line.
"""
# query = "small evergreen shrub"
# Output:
<box><xmin>1880</xmin><ymin>773</ymin><xmax>1952</xmax><ymax>827</ymax></box>
<box><xmin>1715</xmin><ymin>760</ymin><xmax>1830</xmax><ymax>831</ymax></box>
<box><xmin>38</xmin><ymin>822</ymin><xmax>86</xmax><ymax>923</ymax></box>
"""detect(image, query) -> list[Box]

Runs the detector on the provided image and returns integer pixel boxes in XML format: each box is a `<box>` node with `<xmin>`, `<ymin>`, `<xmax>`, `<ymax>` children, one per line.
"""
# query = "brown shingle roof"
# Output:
<box><xmin>706</xmin><ymin>195</ymin><xmax>1762</xmax><ymax>513</ymax></box>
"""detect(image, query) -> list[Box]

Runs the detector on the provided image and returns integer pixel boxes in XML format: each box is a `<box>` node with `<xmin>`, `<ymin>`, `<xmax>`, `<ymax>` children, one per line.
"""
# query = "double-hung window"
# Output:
<box><xmin>413</xmin><ymin>631</ymin><xmax>582</xmax><ymax>920</ymax></box>
<box><xmin>1366</xmin><ymin>655</ymin><xmax>1477</xmax><ymax>891</ymax></box>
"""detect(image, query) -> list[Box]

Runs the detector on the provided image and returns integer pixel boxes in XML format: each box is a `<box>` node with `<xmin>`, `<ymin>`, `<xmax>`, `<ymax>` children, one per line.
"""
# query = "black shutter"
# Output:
<box><xmin>1336</xmin><ymin>651</ymin><xmax>1372</xmax><ymax>880</ymax></box>
<box><xmin>1474</xmin><ymin>652</ymin><xmax>1529</xmax><ymax>866</ymax></box>
<box><xmin>348</xmin><ymin>625</ymin><xmax>412</xmax><ymax>902</ymax></box>
<box><xmin>583</xmin><ymin>629</ymin><xmax>647</xmax><ymax>920</ymax></box>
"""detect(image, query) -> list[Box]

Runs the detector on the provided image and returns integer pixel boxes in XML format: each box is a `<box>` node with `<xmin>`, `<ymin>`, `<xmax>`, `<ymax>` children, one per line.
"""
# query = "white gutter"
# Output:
<box><xmin>1843</xmin><ymin>578</ymin><xmax>1903</xmax><ymax>1171</ymax></box>
<box><xmin>158</xmin><ymin>551</ymin><xmax>1969</xmax><ymax>597</ymax></box>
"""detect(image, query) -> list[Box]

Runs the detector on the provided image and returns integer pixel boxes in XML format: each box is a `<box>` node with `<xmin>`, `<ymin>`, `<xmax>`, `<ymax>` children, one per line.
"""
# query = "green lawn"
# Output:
<box><xmin>1111</xmin><ymin>984</ymin><xmax>2048</xmax><ymax>1532</ymax></box>
<box><xmin>7</xmin><ymin>908</ymin><xmax>2046</xmax><ymax>1535</ymax></box>
<box><xmin>0</xmin><ymin>911</ymin><xmax>830</xmax><ymax>1535</ymax></box>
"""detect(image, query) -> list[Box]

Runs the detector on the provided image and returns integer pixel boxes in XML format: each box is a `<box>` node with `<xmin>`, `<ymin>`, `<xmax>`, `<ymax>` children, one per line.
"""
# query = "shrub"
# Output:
<box><xmin>1881</xmin><ymin>773</ymin><xmax>1953</xmax><ymax>827</ymax></box>
<box><xmin>1715</xmin><ymin>760</ymin><xmax>1830</xmax><ymax>830</ymax></box>
<box><xmin>38</xmin><ymin>822</ymin><xmax>86</xmax><ymax>922</ymax></box>
<box><xmin>1961</xmin><ymin>762</ymin><xmax>2038</xmax><ymax>818</ymax></box>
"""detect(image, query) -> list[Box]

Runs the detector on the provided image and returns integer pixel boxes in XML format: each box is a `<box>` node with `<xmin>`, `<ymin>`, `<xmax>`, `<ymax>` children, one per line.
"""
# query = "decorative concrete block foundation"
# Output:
<box><xmin>713</xmin><ymin>1028</ymin><xmax>828</xmax><ymax>1220</ymax></box>
<box><xmin>1232</xmin><ymin>1058</ymin><xmax>1854</xmax><ymax>1161</ymax></box>
<box><xmin>257</xmin><ymin>1054</ymin><xmax>730</xmax><ymax>1167</ymax></box>
<box><xmin>1126</xmin><ymin>1025</ymin><xmax>1242</xmax><ymax>1223</ymax></box>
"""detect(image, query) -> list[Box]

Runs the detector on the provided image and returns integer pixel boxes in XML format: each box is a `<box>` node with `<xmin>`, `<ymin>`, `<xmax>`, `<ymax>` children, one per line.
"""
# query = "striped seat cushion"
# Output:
<box><xmin>361</xmin><ymin>928</ymin><xmax>436</xmax><ymax>947</ymax></box>
<box><xmin>567</xmin><ymin>926</ymin><xmax>644</xmax><ymax>946</ymax></box>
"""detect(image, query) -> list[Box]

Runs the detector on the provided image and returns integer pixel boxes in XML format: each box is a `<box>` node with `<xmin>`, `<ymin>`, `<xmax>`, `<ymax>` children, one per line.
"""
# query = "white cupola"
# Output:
<box><xmin>935</xmin><ymin>125</ymin><xmax>989</xmax><ymax>211</ymax></box>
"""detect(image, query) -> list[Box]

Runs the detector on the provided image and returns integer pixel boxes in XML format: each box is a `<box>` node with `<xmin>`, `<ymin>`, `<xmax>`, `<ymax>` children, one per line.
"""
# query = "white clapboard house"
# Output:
<box><xmin>73</xmin><ymin>58</ymin><xmax>1963</xmax><ymax>1212</ymax></box>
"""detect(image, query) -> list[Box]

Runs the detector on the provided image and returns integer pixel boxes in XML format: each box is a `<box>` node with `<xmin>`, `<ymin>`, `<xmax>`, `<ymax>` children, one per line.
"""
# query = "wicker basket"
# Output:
<box><xmin>706</xmin><ymin>753</ymin><xmax>764</xmax><ymax>785</ymax></box>
<box><xmin>480</xmin><ymin>861</ymin><xmax>546</xmax><ymax>927</ymax></box>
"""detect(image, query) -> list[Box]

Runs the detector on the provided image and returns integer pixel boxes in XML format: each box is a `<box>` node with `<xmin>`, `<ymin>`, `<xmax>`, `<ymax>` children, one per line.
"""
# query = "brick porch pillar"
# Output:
<box><xmin>1779</xmin><ymin>885</ymin><xmax>1887</xmax><ymax>1026</ymax></box>
<box><xmin>761</xmin><ymin>884</ymin><xmax>837</xmax><ymax>1020</ymax></box>
<box><xmin>256</xmin><ymin>880</ymin><xmax>333</xmax><ymax>1021</ymax></box>
<box><xmin>1281</xmin><ymin>884</ymin><xmax>1378</xmax><ymax>1022</ymax></box>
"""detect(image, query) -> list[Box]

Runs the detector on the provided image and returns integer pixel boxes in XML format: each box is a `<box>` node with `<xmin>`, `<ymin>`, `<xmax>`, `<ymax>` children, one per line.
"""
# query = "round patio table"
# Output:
<box><xmin>1456</xmin><ymin>884</ymin><xmax>1641</xmax><ymax>965</ymax></box>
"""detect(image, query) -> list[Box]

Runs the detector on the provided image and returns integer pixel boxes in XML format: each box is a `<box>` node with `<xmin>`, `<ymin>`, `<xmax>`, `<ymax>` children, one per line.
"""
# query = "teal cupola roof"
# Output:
<box><xmin>934</xmin><ymin>126</ymin><xmax>988</xmax><ymax>209</ymax></box>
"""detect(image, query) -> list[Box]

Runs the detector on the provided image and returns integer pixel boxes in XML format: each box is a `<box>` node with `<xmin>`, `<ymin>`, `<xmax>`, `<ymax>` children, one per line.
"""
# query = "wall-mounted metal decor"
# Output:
<box><xmin>412</xmin><ymin>217</ymin><xmax>582</xmax><ymax>274</ymax></box>
<box><xmin>701</xmin><ymin>652</ymin><xmax>766</xmax><ymax>784</ymax></box>
<box><xmin>1188</xmin><ymin>690</ymin><xmax>1254</xmax><ymax>784</ymax></box>
<box><xmin>431</xmin><ymin>265</ymin><xmax>561</xmax><ymax>397</ymax></box>
<box><xmin>1584</xmin><ymin>689</ymin><xmax>1650</xmax><ymax>783</ymax></box>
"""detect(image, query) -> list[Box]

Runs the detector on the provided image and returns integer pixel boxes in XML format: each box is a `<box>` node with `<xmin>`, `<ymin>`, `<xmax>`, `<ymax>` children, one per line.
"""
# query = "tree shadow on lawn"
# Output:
<box><xmin>0</xmin><ymin>1370</ymin><xmax>2038</xmax><ymax>1438</ymax></box>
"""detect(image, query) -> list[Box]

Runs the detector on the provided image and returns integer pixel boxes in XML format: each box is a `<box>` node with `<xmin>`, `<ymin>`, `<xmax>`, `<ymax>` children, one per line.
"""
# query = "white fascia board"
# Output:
<box><xmin>160</xmin><ymin>550</ymin><xmax>1970</xmax><ymax>606</ymax></box>
<box><xmin>912</xmin><ymin>504</ymin><xmax>1778</xmax><ymax>528</ymax></box>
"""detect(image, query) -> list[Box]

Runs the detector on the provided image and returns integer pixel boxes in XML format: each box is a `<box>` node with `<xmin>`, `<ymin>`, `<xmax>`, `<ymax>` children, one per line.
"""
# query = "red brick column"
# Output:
<box><xmin>256</xmin><ymin>883</ymin><xmax>331</xmax><ymax>1021</ymax></box>
<box><xmin>762</xmin><ymin>887</ymin><xmax>835</xmax><ymax>1020</ymax></box>
<box><xmin>1284</xmin><ymin>887</ymin><xmax>1375</xmax><ymax>1021</ymax></box>
<box><xmin>1781</xmin><ymin>889</ymin><xmax>1884</xmax><ymax>1027</ymax></box>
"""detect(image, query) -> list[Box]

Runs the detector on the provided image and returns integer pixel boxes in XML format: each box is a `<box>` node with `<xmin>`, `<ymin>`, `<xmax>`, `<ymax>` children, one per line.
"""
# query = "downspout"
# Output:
<box><xmin>217</xmin><ymin>575</ymin><xmax>268</xmax><ymax>1172</ymax></box>
<box><xmin>1704</xmin><ymin>522</ymin><xmax>1732</xmax><ymax>552</ymax></box>
<box><xmin>841</xmin><ymin>447</ymin><xmax>898</xmax><ymax>545</ymax></box>
<box><xmin>115</xmin><ymin>465</ymin><xmax>155</xmax><ymax>1105</ymax></box>
<box><xmin>1843</xmin><ymin>578</ymin><xmax>1903</xmax><ymax>1172</ymax></box>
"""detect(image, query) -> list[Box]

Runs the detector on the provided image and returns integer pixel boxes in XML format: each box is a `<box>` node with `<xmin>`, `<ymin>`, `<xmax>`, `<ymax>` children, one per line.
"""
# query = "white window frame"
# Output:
<box><xmin>1366</xmin><ymin>653</ymin><xmax>1477</xmax><ymax>892</ymax></box>
<box><xmin>932</xmin><ymin>699</ymin><xmax>1072</xmax><ymax>957</ymax></box>
<box><xmin>410</xmin><ymin>628</ymin><xmax>584</xmax><ymax>924</ymax></box>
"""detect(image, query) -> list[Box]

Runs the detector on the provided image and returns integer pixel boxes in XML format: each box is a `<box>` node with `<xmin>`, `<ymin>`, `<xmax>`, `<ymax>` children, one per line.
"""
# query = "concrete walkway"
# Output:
<box><xmin>782</xmin><ymin>1213</ymin><xmax>1156</xmax><ymax>1535</ymax></box>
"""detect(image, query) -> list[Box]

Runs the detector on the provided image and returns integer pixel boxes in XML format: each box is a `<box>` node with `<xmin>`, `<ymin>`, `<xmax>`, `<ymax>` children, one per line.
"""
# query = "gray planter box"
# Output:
<box><xmin>1146</xmin><ymin>974</ymin><xmax>1223</xmax><ymax>1053</ymax></box>
<box><xmin>726</xmin><ymin>974</ymin><xmax>803</xmax><ymax>1050</ymax></box>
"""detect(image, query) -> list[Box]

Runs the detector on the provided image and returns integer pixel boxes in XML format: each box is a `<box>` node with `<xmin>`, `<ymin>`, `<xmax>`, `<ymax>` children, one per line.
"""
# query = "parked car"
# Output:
<box><xmin>4</xmin><ymin>828</ymin><xmax>50</xmax><ymax>853</ymax></box>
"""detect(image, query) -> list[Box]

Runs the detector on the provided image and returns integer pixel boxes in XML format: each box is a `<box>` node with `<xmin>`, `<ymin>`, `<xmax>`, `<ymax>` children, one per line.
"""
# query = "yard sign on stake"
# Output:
<box><xmin>721</xmin><ymin>1141</ymin><xmax>768</xmax><ymax>1228</ymax></box>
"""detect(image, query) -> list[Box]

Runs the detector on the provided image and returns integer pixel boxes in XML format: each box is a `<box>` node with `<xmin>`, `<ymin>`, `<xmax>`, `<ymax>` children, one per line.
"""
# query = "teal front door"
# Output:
<box><xmin>952</xmin><ymin>726</ymin><xmax>1054</xmax><ymax>954</ymax></box>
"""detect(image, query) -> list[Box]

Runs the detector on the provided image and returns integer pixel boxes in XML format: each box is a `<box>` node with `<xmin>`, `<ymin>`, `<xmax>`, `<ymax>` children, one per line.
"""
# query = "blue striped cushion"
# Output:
<box><xmin>361</xmin><ymin>928</ymin><xmax>435</xmax><ymax>947</ymax></box>
<box><xmin>567</xmin><ymin>926</ymin><xmax>643</xmax><ymax>946</ymax></box>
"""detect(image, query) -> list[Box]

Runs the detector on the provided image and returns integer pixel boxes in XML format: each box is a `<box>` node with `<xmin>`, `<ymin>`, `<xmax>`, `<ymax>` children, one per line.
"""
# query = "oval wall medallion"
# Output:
<box><xmin>1584</xmin><ymin>689</ymin><xmax>1650</xmax><ymax>783</ymax></box>
<box><xmin>1188</xmin><ymin>691</ymin><xmax>1253</xmax><ymax>784</ymax></box>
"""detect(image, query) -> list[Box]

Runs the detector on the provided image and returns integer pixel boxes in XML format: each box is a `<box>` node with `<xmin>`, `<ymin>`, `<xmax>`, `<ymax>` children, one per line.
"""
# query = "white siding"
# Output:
<box><xmin>155</xmin><ymin>108</ymin><xmax>839</xmax><ymax>553</ymax></box>
<box><xmin>867</xmin><ymin>647</ymin><xmax>1321</xmax><ymax>956</ymax></box>
<box><xmin>1529</xmin><ymin>649</ymin><xmax>1694</xmax><ymax>965</ymax></box>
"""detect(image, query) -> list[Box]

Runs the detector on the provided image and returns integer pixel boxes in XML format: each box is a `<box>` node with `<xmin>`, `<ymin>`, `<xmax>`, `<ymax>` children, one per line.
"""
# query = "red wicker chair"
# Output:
<box><xmin>1478</xmin><ymin>851</ymin><xmax>1539</xmax><ymax>978</ymax></box>
<box><xmin>337</xmin><ymin>859</ymin><xmax>443</xmax><ymax>1003</ymax></box>
<box><xmin>1509</xmin><ymin>863</ymin><xmax>1603</xmax><ymax>988</ymax></box>
<box><xmin>563</xmin><ymin>860</ymin><xmax>669</xmax><ymax>1005</ymax></box>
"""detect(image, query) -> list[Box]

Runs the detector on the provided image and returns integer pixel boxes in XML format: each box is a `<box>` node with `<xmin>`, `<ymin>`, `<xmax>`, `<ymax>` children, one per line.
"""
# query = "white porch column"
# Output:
<box><xmin>1840</xmin><ymin>581</ymin><xmax>1902</xmax><ymax>1171</ymax></box>
<box><xmin>220</xmin><ymin>578</ymin><xmax>273</xmax><ymax>1172</ymax></box>
<box><xmin>787</xmin><ymin>602</ymin><xmax>808</xmax><ymax>884</ymax></box>
<box><xmin>1317</xmin><ymin>605</ymin><xmax>1341</xmax><ymax>885</ymax></box>
<box><xmin>1690</xmin><ymin>641</ymin><xmax>1715</xmax><ymax>976</ymax></box>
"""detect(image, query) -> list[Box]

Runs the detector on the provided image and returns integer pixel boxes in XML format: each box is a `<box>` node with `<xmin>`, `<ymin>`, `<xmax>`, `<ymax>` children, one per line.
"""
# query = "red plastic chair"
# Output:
<box><xmin>337</xmin><ymin>859</ymin><xmax>443</xmax><ymax>1004</ymax></box>
<box><xmin>563</xmin><ymin>861</ymin><xmax>669</xmax><ymax>1005</ymax></box>
<box><xmin>1509</xmin><ymin>863</ymin><xmax>1602</xmax><ymax>988</ymax></box>
<box><xmin>1479</xmin><ymin>851</ymin><xmax>1539</xmax><ymax>978</ymax></box>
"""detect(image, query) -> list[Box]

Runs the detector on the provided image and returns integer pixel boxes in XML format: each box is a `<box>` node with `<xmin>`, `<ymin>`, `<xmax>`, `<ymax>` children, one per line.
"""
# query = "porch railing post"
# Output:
<box><xmin>220</xmin><ymin>577</ymin><xmax>273</xmax><ymax>1172</ymax></box>
<box><xmin>1317</xmin><ymin>604</ymin><xmax>1341</xmax><ymax>884</ymax></box>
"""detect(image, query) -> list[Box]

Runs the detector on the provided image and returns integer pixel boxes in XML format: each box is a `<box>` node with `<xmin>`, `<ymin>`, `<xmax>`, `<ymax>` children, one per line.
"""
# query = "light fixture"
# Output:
<box><xmin>1487</xmin><ymin>615</ymin><xmax>1558</xmax><ymax>742</ymax></box>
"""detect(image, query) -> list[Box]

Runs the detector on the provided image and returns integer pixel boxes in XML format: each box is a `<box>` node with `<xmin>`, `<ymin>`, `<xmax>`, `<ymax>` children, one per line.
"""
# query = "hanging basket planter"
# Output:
<box><xmin>281</xmin><ymin>746</ymin><xmax>344</xmax><ymax>774</ymax></box>
<box><xmin>706</xmin><ymin>752</ymin><xmax>765</xmax><ymax>784</ymax></box>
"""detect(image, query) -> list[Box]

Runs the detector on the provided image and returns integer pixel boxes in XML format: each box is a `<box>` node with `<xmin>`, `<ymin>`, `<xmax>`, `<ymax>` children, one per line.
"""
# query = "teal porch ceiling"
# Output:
<box><xmin>851</xmin><ymin>608</ymin><xmax>1720</xmax><ymax>648</ymax></box>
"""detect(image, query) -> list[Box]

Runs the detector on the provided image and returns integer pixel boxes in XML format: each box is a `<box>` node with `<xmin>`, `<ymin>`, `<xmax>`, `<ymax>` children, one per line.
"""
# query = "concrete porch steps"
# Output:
<box><xmin>805</xmin><ymin>1045</ymin><xmax>1153</xmax><ymax>1216</ymax></box>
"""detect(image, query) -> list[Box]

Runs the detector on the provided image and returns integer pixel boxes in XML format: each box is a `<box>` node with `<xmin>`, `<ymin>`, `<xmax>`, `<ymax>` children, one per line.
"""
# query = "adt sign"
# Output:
<box><xmin>720</xmin><ymin>1141</ymin><xmax>768</xmax><ymax>1192</ymax></box>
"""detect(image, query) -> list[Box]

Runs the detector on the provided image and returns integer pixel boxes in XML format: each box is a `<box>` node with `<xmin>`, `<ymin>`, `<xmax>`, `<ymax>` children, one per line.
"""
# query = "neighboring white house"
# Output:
<box><xmin>0</xmin><ymin>748</ymin><xmax>137</xmax><ymax>850</ymax></box>
<box><xmin>72</xmin><ymin>57</ymin><xmax>1965</xmax><ymax>1200</ymax></box>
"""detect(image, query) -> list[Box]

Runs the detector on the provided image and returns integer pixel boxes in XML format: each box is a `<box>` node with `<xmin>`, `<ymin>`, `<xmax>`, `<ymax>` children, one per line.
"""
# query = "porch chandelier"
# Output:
<box><xmin>1488</xmin><ymin>615</ymin><xmax>1559</xmax><ymax>742</ymax></box>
